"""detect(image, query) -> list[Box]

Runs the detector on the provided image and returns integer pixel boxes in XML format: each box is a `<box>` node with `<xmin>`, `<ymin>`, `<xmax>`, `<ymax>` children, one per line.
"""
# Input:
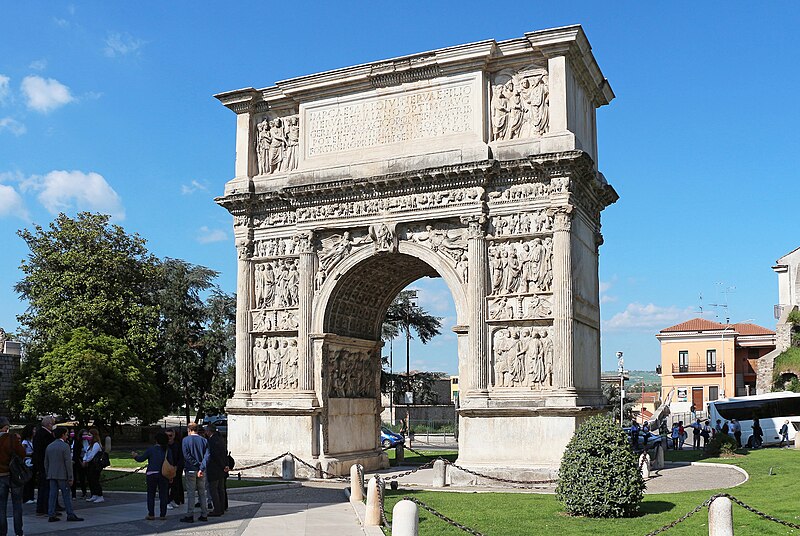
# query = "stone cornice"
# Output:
<box><xmin>214</xmin><ymin>25</ymin><xmax>613</xmax><ymax>113</ymax></box>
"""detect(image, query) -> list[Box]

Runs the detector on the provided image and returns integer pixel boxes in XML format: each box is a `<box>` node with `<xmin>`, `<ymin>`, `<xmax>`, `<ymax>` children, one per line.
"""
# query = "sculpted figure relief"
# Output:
<box><xmin>254</xmin><ymin>115</ymin><xmax>299</xmax><ymax>175</ymax></box>
<box><xmin>493</xmin><ymin>327</ymin><xmax>554</xmax><ymax>389</ymax></box>
<box><xmin>490</xmin><ymin>69</ymin><xmax>549</xmax><ymax>142</ymax></box>
<box><xmin>489</xmin><ymin>238</ymin><xmax>553</xmax><ymax>295</ymax></box>
<box><xmin>488</xmin><ymin>294</ymin><xmax>552</xmax><ymax>321</ymax></box>
<box><xmin>318</xmin><ymin>231</ymin><xmax>372</xmax><ymax>273</ymax></box>
<box><xmin>253</xmin><ymin>336</ymin><xmax>299</xmax><ymax>390</ymax></box>
<box><xmin>491</xmin><ymin>210</ymin><xmax>553</xmax><ymax>237</ymax></box>
<box><xmin>328</xmin><ymin>347</ymin><xmax>377</xmax><ymax>398</ymax></box>
<box><xmin>406</xmin><ymin>223</ymin><xmax>467</xmax><ymax>263</ymax></box>
<box><xmin>255</xmin><ymin>237</ymin><xmax>298</xmax><ymax>258</ymax></box>
<box><xmin>254</xmin><ymin>258</ymin><xmax>300</xmax><ymax>309</ymax></box>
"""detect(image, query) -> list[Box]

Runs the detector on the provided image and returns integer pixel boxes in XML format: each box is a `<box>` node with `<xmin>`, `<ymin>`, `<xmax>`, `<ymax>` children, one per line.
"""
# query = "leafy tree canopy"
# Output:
<box><xmin>22</xmin><ymin>328</ymin><xmax>162</xmax><ymax>426</ymax></box>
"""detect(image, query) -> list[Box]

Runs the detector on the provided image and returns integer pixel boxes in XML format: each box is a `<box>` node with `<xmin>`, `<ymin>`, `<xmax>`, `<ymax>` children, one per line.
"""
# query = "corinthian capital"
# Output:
<box><xmin>460</xmin><ymin>214</ymin><xmax>487</xmax><ymax>239</ymax></box>
<box><xmin>553</xmin><ymin>206</ymin><xmax>573</xmax><ymax>232</ymax></box>
<box><xmin>235</xmin><ymin>238</ymin><xmax>253</xmax><ymax>260</ymax></box>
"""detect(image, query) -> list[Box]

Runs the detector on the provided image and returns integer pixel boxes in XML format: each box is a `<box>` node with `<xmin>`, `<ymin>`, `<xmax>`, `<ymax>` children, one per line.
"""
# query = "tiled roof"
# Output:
<box><xmin>660</xmin><ymin>318</ymin><xmax>774</xmax><ymax>336</ymax></box>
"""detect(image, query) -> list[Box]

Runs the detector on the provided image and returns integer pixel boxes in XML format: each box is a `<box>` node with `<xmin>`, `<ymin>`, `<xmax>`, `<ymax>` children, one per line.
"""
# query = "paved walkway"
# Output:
<box><xmin>18</xmin><ymin>482</ymin><xmax>367</xmax><ymax>536</ymax></box>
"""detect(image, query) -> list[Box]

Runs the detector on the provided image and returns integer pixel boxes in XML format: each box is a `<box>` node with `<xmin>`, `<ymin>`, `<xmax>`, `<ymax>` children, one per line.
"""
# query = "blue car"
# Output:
<box><xmin>381</xmin><ymin>427</ymin><xmax>404</xmax><ymax>448</ymax></box>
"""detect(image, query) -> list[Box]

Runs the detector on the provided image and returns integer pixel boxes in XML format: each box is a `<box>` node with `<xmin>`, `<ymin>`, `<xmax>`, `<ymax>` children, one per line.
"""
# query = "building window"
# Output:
<box><xmin>706</xmin><ymin>349</ymin><xmax>717</xmax><ymax>372</ymax></box>
<box><xmin>709</xmin><ymin>385</ymin><xmax>719</xmax><ymax>402</ymax></box>
<box><xmin>678</xmin><ymin>350</ymin><xmax>688</xmax><ymax>373</ymax></box>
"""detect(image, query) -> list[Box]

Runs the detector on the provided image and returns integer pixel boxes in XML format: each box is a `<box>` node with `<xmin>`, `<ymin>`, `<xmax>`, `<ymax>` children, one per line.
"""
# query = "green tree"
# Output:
<box><xmin>381</xmin><ymin>290</ymin><xmax>443</xmax><ymax>402</ymax></box>
<box><xmin>152</xmin><ymin>259</ymin><xmax>235</xmax><ymax>422</ymax></box>
<box><xmin>602</xmin><ymin>383</ymin><xmax>637</xmax><ymax>425</ymax></box>
<box><xmin>22</xmin><ymin>328</ymin><xmax>162</xmax><ymax>427</ymax></box>
<box><xmin>14</xmin><ymin>212</ymin><xmax>160</xmax><ymax>359</ymax></box>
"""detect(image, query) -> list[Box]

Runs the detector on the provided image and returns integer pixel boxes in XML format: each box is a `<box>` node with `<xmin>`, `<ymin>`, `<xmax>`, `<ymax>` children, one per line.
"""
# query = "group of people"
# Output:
<box><xmin>132</xmin><ymin>422</ymin><xmax>231</xmax><ymax>523</ymax></box>
<box><xmin>0</xmin><ymin>415</ymin><xmax>109</xmax><ymax>535</ymax></box>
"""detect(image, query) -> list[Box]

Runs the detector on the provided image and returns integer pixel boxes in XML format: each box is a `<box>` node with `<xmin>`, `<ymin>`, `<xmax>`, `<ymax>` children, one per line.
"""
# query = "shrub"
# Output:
<box><xmin>556</xmin><ymin>415</ymin><xmax>644</xmax><ymax>518</ymax></box>
<box><xmin>706</xmin><ymin>433</ymin><xmax>738</xmax><ymax>457</ymax></box>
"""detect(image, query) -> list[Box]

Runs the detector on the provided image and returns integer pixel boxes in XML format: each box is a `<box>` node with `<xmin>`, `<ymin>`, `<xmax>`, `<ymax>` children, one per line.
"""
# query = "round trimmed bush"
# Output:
<box><xmin>556</xmin><ymin>415</ymin><xmax>645</xmax><ymax>517</ymax></box>
<box><xmin>706</xmin><ymin>432</ymin><xmax>738</xmax><ymax>457</ymax></box>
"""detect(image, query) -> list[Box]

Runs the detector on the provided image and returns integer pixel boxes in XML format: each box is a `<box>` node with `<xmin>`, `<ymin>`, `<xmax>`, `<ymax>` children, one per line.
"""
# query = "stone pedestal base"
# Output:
<box><xmin>452</xmin><ymin>406</ymin><xmax>601</xmax><ymax>485</ymax></box>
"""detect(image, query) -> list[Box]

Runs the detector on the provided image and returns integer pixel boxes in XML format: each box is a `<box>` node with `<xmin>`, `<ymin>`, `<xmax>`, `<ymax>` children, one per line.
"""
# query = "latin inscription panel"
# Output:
<box><xmin>301</xmin><ymin>72</ymin><xmax>483</xmax><ymax>160</ymax></box>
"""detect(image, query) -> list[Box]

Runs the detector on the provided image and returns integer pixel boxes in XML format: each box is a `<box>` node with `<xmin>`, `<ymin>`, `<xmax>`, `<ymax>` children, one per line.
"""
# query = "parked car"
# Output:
<box><xmin>381</xmin><ymin>427</ymin><xmax>404</xmax><ymax>448</ymax></box>
<box><xmin>203</xmin><ymin>415</ymin><xmax>228</xmax><ymax>435</ymax></box>
<box><xmin>623</xmin><ymin>427</ymin><xmax>662</xmax><ymax>452</ymax></box>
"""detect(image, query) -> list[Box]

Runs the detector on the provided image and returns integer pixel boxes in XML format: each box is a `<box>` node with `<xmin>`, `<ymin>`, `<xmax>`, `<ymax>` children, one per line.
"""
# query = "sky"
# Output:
<box><xmin>1</xmin><ymin>2</ymin><xmax>798</xmax><ymax>375</ymax></box>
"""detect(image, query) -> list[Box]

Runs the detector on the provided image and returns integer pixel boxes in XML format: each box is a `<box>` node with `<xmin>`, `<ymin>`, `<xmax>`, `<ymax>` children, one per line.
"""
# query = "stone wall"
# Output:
<box><xmin>0</xmin><ymin>341</ymin><xmax>21</xmax><ymax>417</ymax></box>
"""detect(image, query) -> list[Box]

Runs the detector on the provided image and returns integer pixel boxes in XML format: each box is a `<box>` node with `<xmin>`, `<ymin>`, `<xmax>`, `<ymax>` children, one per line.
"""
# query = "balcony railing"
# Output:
<box><xmin>672</xmin><ymin>363</ymin><xmax>718</xmax><ymax>373</ymax></box>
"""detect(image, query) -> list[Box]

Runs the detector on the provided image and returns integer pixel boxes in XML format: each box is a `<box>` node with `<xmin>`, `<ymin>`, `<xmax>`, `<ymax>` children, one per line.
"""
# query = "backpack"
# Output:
<box><xmin>227</xmin><ymin>452</ymin><xmax>235</xmax><ymax>470</ymax></box>
<box><xmin>93</xmin><ymin>450</ymin><xmax>111</xmax><ymax>469</ymax></box>
<box><xmin>9</xmin><ymin>452</ymin><xmax>32</xmax><ymax>487</ymax></box>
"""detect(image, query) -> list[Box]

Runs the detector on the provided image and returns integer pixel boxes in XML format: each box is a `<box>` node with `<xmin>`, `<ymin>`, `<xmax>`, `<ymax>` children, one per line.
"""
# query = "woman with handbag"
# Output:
<box><xmin>132</xmin><ymin>432</ymin><xmax>175</xmax><ymax>520</ymax></box>
<box><xmin>70</xmin><ymin>429</ymin><xmax>88</xmax><ymax>499</ymax></box>
<box><xmin>81</xmin><ymin>428</ymin><xmax>104</xmax><ymax>503</ymax></box>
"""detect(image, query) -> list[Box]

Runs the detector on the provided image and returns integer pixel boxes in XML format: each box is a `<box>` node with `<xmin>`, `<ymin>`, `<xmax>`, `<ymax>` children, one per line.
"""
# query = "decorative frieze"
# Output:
<box><xmin>490</xmin><ymin>209</ymin><xmax>553</xmax><ymax>237</ymax></box>
<box><xmin>488</xmin><ymin>238</ymin><xmax>553</xmax><ymax>296</ymax></box>
<box><xmin>405</xmin><ymin>222</ymin><xmax>468</xmax><ymax>265</ymax></box>
<box><xmin>326</xmin><ymin>345</ymin><xmax>379</xmax><ymax>398</ymax></box>
<box><xmin>255</xmin><ymin>115</ymin><xmax>299</xmax><ymax>175</ymax></box>
<box><xmin>490</xmin><ymin>67</ymin><xmax>549</xmax><ymax>141</ymax></box>
<box><xmin>254</xmin><ymin>259</ymin><xmax>300</xmax><ymax>309</ymax></box>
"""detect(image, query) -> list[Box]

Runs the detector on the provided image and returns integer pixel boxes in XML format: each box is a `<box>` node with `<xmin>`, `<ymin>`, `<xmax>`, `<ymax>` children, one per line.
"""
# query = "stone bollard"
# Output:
<box><xmin>639</xmin><ymin>453</ymin><xmax>651</xmax><ymax>480</ymax></box>
<box><xmin>391</xmin><ymin>499</ymin><xmax>419</xmax><ymax>536</ymax></box>
<box><xmin>281</xmin><ymin>454</ymin><xmax>295</xmax><ymax>481</ymax></box>
<box><xmin>365</xmin><ymin>477</ymin><xmax>382</xmax><ymax>526</ymax></box>
<box><xmin>104</xmin><ymin>436</ymin><xmax>112</xmax><ymax>453</ymax></box>
<box><xmin>350</xmin><ymin>464</ymin><xmax>364</xmax><ymax>502</ymax></box>
<box><xmin>708</xmin><ymin>496</ymin><xmax>733</xmax><ymax>536</ymax></box>
<box><xmin>395</xmin><ymin>443</ymin><xmax>404</xmax><ymax>464</ymax></box>
<box><xmin>432</xmin><ymin>459</ymin><xmax>447</xmax><ymax>488</ymax></box>
<box><xmin>795</xmin><ymin>436</ymin><xmax>800</xmax><ymax>450</ymax></box>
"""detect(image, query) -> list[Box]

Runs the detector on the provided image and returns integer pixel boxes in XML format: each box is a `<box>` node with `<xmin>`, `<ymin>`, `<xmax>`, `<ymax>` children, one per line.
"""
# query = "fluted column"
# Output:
<box><xmin>461</xmin><ymin>215</ymin><xmax>489</xmax><ymax>395</ymax></box>
<box><xmin>234</xmin><ymin>236</ymin><xmax>254</xmax><ymax>398</ymax></box>
<box><xmin>295</xmin><ymin>231</ymin><xmax>316</xmax><ymax>393</ymax></box>
<box><xmin>552</xmin><ymin>207</ymin><xmax>574</xmax><ymax>392</ymax></box>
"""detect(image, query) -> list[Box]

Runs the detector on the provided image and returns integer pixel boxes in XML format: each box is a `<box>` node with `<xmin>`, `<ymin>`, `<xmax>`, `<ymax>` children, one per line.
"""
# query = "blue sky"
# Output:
<box><xmin>1</xmin><ymin>2</ymin><xmax>797</xmax><ymax>374</ymax></box>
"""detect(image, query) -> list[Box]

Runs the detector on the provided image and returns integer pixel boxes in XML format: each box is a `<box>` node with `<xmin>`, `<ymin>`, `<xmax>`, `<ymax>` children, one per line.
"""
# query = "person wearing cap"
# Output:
<box><xmin>0</xmin><ymin>416</ymin><xmax>26</xmax><ymax>536</ymax></box>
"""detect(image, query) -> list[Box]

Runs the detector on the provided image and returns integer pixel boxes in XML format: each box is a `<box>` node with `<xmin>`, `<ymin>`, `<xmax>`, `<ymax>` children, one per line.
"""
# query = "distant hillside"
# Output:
<box><xmin>603</xmin><ymin>369</ymin><xmax>661</xmax><ymax>391</ymax></box>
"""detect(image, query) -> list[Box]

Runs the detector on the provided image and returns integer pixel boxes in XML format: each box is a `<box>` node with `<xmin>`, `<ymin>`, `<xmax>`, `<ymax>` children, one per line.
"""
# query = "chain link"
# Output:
<box><xmin>235</xmin><ymin>451</ymin><xmax>291</xmax><ymax>472</ymax></box>
<box><xmin>375</xmin><ymin>474</ymin><xmax>391</xmax><ymax>528</ymax></box>
<box><xmin>643</xmin><ymin>496</ymin><xmax>713</xmax><ymax>535</ymax></box>
<box><xmin>401</xmin><ymin>496</ymin><xmax>486</xmax><ymax>536</ymax></box>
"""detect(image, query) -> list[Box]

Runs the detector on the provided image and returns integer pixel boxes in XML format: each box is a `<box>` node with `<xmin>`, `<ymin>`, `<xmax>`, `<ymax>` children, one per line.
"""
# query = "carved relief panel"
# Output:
<box><xmin>252</xmin><ymin>335</ymin><xmax>299</xmax><ymax>390</ymax></box>
<box><xmin>488</xmin><ymin>238</ymin><xmax>553</xmax><ymax>296</ymax></box>
<box><xmin>404</xmin><ymin>221</ymin><xmax>468</xmax><ymax>265</ymax></box>
<box><xmin>490</xmin><ymin>209</ymin><xmax>553</xmax><ymax>237</ymax></box>
<box><xmin>253</xmin><ymin>258</ymin><xmax>300</xmax><ymax>310</ymax></box>
<box><xmin>325</xmin><ymin>345</ymin><xmax>379</xmax><ymax>398</ymax></box>
<box><xmin>255</xmin><ymin>113</ymin><xmax>299</xmax><ymax>175</ymax></box>
<box><xmin>489</xmin><ymin>67</ymin><xmax>549</xmax><ymax>142</ymax></box>
<box><xmin>492</xmin><ymin>327</ymin><xmax>554</xmax><ymax>389</ymax></box>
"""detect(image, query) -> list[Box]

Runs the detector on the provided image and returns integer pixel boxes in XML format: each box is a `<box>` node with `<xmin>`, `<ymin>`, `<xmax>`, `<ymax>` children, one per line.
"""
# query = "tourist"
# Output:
<box><xmin>730</xmin><ymin>419</ymin><xmax>742</xmax><ymax>447</ymax></box>
<box><xmin>82</xmin><ymin>428</ymin><xmax>105</xmax><ymax>503</ymax></box>
<box><xmin>166</xmin><ymin>428</ymin><xmax>184</xmax><ymax>510</ymax></box>
<box><xmin>201</xmin><ymin>423</ymin><xmax>228</xmax><ymax>517</ymax></box>
<box><xmin>779</xmin><ymin>420</ymin><xmax>790</xmax><ymax>447</ymax></box>
<box><xmin>751</xmin><ymin>418</ymin><xmax>763</xmax><ymax>449</ymax></box>
<box><xmin>690</xmin><ymin>403</ymin><xmax>697</xmax><ymax>421</ymax></box>
<box><xmin>670</xmin><ymin>422</ymin><xmax>680</xmax><ymax>450</ymax></box>
<box><xmin>20</xmin><ymin>424</ymin><xmax>36</xmax><ymax>504</ymax></box>
<box><xmin>33</xmin><ymin>416</ymin><xmax>58</xmax><ymax>516</ymax></box>
<box><xmin>44</xmin><ymin>427</ymin><xmax>84</xmax><ymax>522</ymax></box>
<box><xmin>630</xmin><ymin>420</ymin><xmax>640</xmax><ymax>448</ymax></box>
<box><xmin>715</xmin><ymin>419</ymin><xmax>723</xmax><ymax>435</ymax></box>
<box><xmin>642</xmin><ymin>421</ymin><xmax>650</xmax><ymax>434</ymax></box>
<box><xmin>0</xmin><ymin>416</ymin><xmax>26</xmax><ymax>536</ymax></box>
<box><xmin>180</xmin><ymin>423</ymin><xmax>209</xmax><ymax>523</ymax></box>
<box><xmin>71</xmin><ymin>429</ymin><xmax>88</xmax><ymax>499</ymax></box>
<box><xmin>701</xmin><ymin>420</ymin><xmax>712</xmax><ymax>449</ymax></box>
<box><xmin>721</xmin><ymin>421</ymin><xmax>730</xmax><ymax>436</ymax></box>
<box><xmin>691</xmin><ymin>419</ymin><xmax>702</xmax><ymax>450</ymax></box>
<box><xmin>677</xmin><ymin>421</ymin><xmax>686</xmax><ymax>450</ymax></box>
<box><xmin>132</xmin><ymin>431</ymin><xmax>174</xmax><ymax>520</ymax></box>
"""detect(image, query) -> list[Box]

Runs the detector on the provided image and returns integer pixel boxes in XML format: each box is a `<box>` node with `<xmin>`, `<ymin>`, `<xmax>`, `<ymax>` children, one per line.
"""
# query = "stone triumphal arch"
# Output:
<box><xmin>216</xmin><ymin>25</ymin><xmax>618</xmax><ymax>479</ymax></box>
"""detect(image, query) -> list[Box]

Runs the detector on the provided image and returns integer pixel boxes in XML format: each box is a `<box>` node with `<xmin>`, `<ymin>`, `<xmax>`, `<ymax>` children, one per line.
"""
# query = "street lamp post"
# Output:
<box><xmin>617</xmin><ymin>351</ymin><xmax>625</xmax><ymax>426</ymax></box>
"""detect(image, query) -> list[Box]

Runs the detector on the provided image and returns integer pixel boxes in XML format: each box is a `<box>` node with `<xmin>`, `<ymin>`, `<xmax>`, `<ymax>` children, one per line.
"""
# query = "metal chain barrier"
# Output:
<box><xmin>375</xmin><ymin>474</ymin><xmax>391</xmax><ymax>528</ymax></box>
<box><xmin>401</xmin><ymin>496</ymin><xmax>485</xmax><ymax>536</ymax></box>
<box><xmin>644</xmin><ymin>492</ymin><xmax>800</xmax><ymax>535</ymax></box>
<box><xmin>289</xmin><ymin>453</ymin><xmax>350</xmax><ymax>482</ymax></box>
<box><xmin>235</xmin><ymin>451</ymin><xmax>290</xmax><ymax>472</ymax></box>
<box><xmin>100</xmin><ymin>464</ymin><xmax>147</xmax><ymax>483</ymax></box>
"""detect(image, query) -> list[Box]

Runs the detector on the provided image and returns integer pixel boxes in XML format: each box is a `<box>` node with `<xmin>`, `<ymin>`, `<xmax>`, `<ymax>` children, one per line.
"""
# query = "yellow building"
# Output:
<box><xmin>450</xmin><ymin>376</ymin><xmax>459</xmax><ymax>404</ymax></box>
<box><xmin>657</xmin><ymin>318</ymin><xmax>775</xmax><ymax>414</ymax></box>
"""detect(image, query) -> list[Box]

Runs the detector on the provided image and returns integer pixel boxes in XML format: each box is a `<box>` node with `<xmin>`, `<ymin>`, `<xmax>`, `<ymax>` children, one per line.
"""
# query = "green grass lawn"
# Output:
<box><xmin>382</xmin><ymin>447</ymin><xmax>800</xmax><ymax>535</ymax></box>
<box><xmin>387</xmin><ymin>449</ymin><xmax>458</xmax><ymax>467</ymax></box>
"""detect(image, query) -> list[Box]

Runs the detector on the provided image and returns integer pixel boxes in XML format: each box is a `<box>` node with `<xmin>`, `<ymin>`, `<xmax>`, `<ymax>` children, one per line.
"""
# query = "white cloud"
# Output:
<box><xmin>104</xmin><ymin>32</ymin><xmax>145</xmax><ymax>58</ymax></box>
<box><xmin>28</xmin><ymin>59</ymin><xmax>47</xmax><ymax>71</ymax></box>
<box><xmin>604</xmin><ymin>303</ymin><xmax>695</xmax><ymax>331</ymax></box>
<box><xmin>0</xmin><ymin>117</ymin><xmax>26</xmax><ymax>136</ymax></box>
<box><xmin>599</xmin><ymin>280</ymin><xmax>617</xmax><ymax>304</ymax></box>
<box><xmin>181</xmin><ymin>180</ymin><xmax>208</xmax><ymax>195</ymax></box>
<box><xmin>196</xmin><ymin>226</ymin><xmax>227</xmax><ymax>244</ymax></box>
<box><xmin>20</xmin><ymin>170</ymin><xmax>125</xmax><ymax>220</ymax></box>
<box><xmin>0</xmin><ymin>75</ymin><xmax>9</xmax><ymax>105</ymax></box>
<box><xmin>0</xmin><ymin>183</ymin><xmax>28</xmax><ymax>220</ymax></box>
<box><xmin>20</xmin><ymin>76</ymin><xmax>74</xmax><ymax>113</ymax></box>
<box><xmin>53</xmin><ymin>17</ymin><xmax>70</xmax><ymax>28</ymax></box>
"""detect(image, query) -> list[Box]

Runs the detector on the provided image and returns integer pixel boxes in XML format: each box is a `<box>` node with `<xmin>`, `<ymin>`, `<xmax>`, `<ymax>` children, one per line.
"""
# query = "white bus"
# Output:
<box><xmin>707</xmin><ymin>391</ymin><xmax>800</xmax><ymax>447</ymax></box>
